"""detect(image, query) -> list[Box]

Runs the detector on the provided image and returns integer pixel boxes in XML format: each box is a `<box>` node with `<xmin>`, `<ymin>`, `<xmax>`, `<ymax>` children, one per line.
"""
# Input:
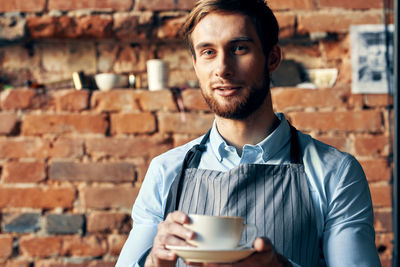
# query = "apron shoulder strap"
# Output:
<box><xmin>289</xmin><ymin>125</ymin><xmax>302</xmax><ymax>164</ymax></box>
<box><xmin>164</xmin><ymin>129</ymin><xmax>211</xmax><ymax>218</ymax></box>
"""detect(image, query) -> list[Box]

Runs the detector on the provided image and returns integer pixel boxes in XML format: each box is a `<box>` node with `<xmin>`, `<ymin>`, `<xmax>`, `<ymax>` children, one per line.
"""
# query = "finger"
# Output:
<box><xmin>157</xmin><ymin>234</ymin><xmax>190</xmax><ymax>247</ymax></box>
<box><xmin>151</xmin><ymin>247</ymin><xmax>178</xmax><ymax>262</ymax></box>
<box><xmin>166</xmin><ymin>211</ymin><xmax>191</xmax><ymax>224</ymax></box>
<box><xmin>253</xmin><ymin>237</ymin><xmax>274</xmax><ymax>253</ymax></box>
<box><xmin>158</xmin><ymin>222</ymin><xmax>195</xmax><ymax>242</ymax></box>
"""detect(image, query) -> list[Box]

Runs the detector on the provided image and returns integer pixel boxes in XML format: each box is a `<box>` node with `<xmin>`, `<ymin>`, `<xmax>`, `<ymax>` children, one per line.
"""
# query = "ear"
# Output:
<box><xmin>267</xmin><ymin>45</ymin><xmax>282</xmax><ymax>73</ymax></box>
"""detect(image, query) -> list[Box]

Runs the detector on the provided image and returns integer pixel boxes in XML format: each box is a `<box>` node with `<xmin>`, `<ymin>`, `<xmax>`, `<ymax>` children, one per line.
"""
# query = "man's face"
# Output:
<box><xmin>191</xmin><ymin>12</ymin><xmax>269</xmax><ymax>120</ymax></box>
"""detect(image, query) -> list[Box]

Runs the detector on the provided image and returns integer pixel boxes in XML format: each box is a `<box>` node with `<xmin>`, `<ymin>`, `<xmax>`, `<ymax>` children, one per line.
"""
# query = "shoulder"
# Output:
<box><xmin>298</xmin><ymin>131</ymin><xmax>356</xmax><ymax>168</ymax></box>
<box><xmin>298</xmin><ymin>131</ymin><xmax>366</xmax><ymax>194</ymax></box>
<box><xmin>144</xmin><ymin>135</ymin><xmax>204</xmax><ymax>191</ymax></box>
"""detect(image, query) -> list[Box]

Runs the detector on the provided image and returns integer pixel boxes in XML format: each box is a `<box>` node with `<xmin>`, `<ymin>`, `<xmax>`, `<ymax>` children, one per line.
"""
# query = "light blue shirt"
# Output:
<box><xmin>117</xmin><ymin>113</ymin><xmax>381</xmax><ymax>267</ymax></box>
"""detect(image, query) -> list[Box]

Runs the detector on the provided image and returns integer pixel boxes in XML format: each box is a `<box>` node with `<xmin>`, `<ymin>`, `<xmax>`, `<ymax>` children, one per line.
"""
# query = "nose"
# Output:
<box><xmin>215</xmin><ymin>52</ymin><xmax>233</xmax><ymax>78</ymax></box>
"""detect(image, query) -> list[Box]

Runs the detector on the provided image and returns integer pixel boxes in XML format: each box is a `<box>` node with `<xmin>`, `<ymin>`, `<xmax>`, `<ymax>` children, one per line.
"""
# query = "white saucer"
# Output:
<box><xmin>165</xmin><ymin>245</ymin><xmax>255</xmax><ymax>263</ymax></box>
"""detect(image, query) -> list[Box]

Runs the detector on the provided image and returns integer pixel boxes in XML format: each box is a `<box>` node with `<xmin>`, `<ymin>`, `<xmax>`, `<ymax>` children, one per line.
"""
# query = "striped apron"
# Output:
<box><xmin>164</xmin><ymin>126</ymin><xmax>321</xmax><ymax>267</ymax></box>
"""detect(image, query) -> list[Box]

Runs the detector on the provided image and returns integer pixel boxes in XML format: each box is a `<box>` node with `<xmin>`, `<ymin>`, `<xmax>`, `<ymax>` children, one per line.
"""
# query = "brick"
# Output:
<box><xmin>87</xmin><ymin>211</ymin><xmax>131</xmax><ymax>233</ymax></box>
<box><xmin>77</xmin><ymin>15</ymin><xmax>114</xmax><ymax>38</ymax></box>
<box><xmin>374</xmin><ymin>210</ymin><xmax>392</xmax><ymax>232</ymax></box>
<box><xmin>0</xmin><ymin>113</ymin><xmax>17</xmax><ymax>135</ymax></box>
<box><xmin>0</xmin><ymin>259</ymin><xmax>31</xmax><ymax>267</ymax></box>
<box><xmin>298</xmin><ymin>10</ymin><xmax>381</xmax><ymax>34</ymax></box>
<box><xmin>354</xmin><ymin>135</ymin><xmax>389</xmax><ymax>156</ymax></box>
<box><xmin>280</xmin><ymin>44</ymin><xmax>323</xmax><ymax>69</ymax></box>
<box><xmin>113</xmin><ymin>45</ymin><xmax>150</xmax><ymax>73</ymax></box>
<box><xmin>48</xmin><ymin>0</ymin><xmax>132</xmax><ymax>11</ymax></box>
<box><xmin>0</xmin><ymin>0</ymin><xmax>45</xmax><ymax>12</ymax></box>
<box><xmin>81</xmin><ymin>186</ymin><xmax>139</xmax><ymax>209</ymax></box>
<box><xmin>19</xmin><ymin>236</ymin><xmax>61</xmax><ymax>257</ymax></box>
<box><xmin>28</xmin><ymin>15</ymin><xmax>114</xmax><ymax>39</ymax></box>
<box><xmin>49</xmin><ymin>161</ymin><xmax>135</xmax><ymax>182</ymax></box>
<box><xmin>157</xmin><ymin>15</ymin><xmax>187</xmax><ymax>39</ymax></box>
<box><xmin>87</xmin><ymin>262</ymin><xmax>116</xmax><ymax>267</ymax></box>
<box><xmin>85</xmin><ymin>135</ymin><xmax>173</xmax><ymax>159</ymax></box>
<box><xmin>0</xmin><ymin>187</ymin><xmax>75</xmax><ymax>209</ymax></box>
<box><xmin>157</xmin><ymin>43</ymin><xmax>193</xmax><ymax>71</ymax></box>
<box><xmin>36</xmin><ymin>42</ymin><xmax>96</xmax><ymax>77</ymax></box>
<box><xmin>173</xmin><ymin>134</ymin><xmax>201</xmax><ymax>147</ymax></box>
<box><xmin>320</xmin><ymin>37</ymin><xmax>350</xmax><ymax>62</ymax></box>
<box><xmin>50</xmin><ymin>137</ymin><xmax>84</xmax><ymax>158</ymax></box>
<box><xmin>0</xmin><ymin>89</ymin><xmax>35</xmax><ymax>110</ymax></box>
<box><xmin>35</xmin><ymin>261</ymin><xmax>115</xmax><ymax>267</ymax></box>
<box><xmin>0</xmin><ymin>138</ymin><xmax>50</xmax><ymax>159</ymax></box>
<box><xmin>0</xmin><ymin>235</ymin><xmax>13</xmax><ymax>259</ymax></box>
<box><xmin>0</xmin><ymin>16</ymin><xmax>26</xmax><ymax>41</ymax></box>
<box><xmin>269</xmin><ymin>0</ymin><xmax>316</xmax><ymax>10</ymax></box>
<box><xmin>275</xmin><ymin>12</ymin><xmax>296</xmax><ymax>38</ymax></box>
<box><xmin>136</xmin><ymin>90</ymin><xmax>178</xmax><ymax>112</ymax></box>
<box><xmin>318</xmin><ymin>0</ymin><xmax>383</xmax><ymax>9</ymax></box>
<box><xmin>314</xmin><ymin>136</ymin><xmax>348</xmax><ymax>152</ymax></box>
<box><xmin>376</xmin><ymin>233</ymin><xmax>393</xmax><ymax>258</ymax></box>
<box><xmin>2</xmin><ymin>213</ymin><xmax>40</xmax><ymax>233</ymax></box>
<box><xmin>97</xmin><ymin>43</ymin><xmax>119</xmax><ymax>73</ymax></box>
<box><xmin>21</xmin><ymin>114</ymin><xmax>108</xmax><ymax>135</ymax></box>
<box><xmin>113</xmin><ymin>12</ymin><xmax>154</xmax><ymax>40</ymax></box>
<box><xmin>364</xmin><ymin>94</ymin><xmax>393</xmax><ymax>108</ymax></box>
<box><xmin>135</xmin><ymin>0</ymin><xmax>196</xmax><ymax>11</ymax></box>
<box><xmin>289</xmin><ymin>111</ymin><xmax>383</xmax><ymax>133</ymax></box>
<box><xmin>61</xmin><ymin>235</ymin><xmax>107</xmax><ymax>257</ymax></box>
<box><xmin>359</xmin><ymin>159</ymin><xmax>391</xmax><ymax>182</ymax></box>
<box><xmin>108</xmin><ymin>234</ymin><xmax>128</xmax><ymax>256</ymax></box>
<box><xmin>34</xmin><ymin>261</ymin><xmax>86</xmax><ymax>267</ymax></box>
<box><xmin>168</xmin><ymin>69</ymin><xmax>198</xmax><ymax>88</ymax></box>
<box><xmin>182</xmin><ymin>89</ymin><xmax>209</xmax><ymax>111</ymax></box>
<box><xmin>46</xmin><ymin>214</ymin><xmax>85</xmax><ymax>235</ymax></box>
<box><xmin>370</xmin><ymin>184</ymin><xmax>391</xmax><ymax>207</ymax></box>
<box><xmin>1</xmin><ymin>161</ymin><xmax>46</xmax><ymax>183</ymax></box>
<box><xmin>158</xmin><ymin>112</ymin><xmax>214</xmax><ymax>134</ymax></box>
<box><xmin>271</xmin><ymin>87</ymin><xmax>346</xmax><ymax>111</ymax></box>
<box><xmin>1</xmin><ymin>45</ymin><xmax>40</xmax><ymax>71</ymax></box>
<box><xmin>91</xmin><ymin>90</ymin><xmax>139</xmax><ymax>112</ymax></box>
<box><xmin>111</xmin><ymin>112</ymin><xmax>156</xmax><ymax>134</ymax></box>
<box><xmin>54</xmin><ymin>90</ymin><xmax>89</xmax><ymax>111</ymax></box>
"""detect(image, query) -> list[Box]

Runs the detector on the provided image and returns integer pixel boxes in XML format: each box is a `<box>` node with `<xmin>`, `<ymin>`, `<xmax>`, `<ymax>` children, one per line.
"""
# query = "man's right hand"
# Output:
<box><xmin>145</xmin><ymin>211</ymin><xmax>195</xmax><ymax>267</ymax></box>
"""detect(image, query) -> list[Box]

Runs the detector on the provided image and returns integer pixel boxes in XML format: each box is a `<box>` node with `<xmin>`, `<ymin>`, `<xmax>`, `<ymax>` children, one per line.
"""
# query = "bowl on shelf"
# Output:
<box><xmin>94</xmin><ymin>73</ymin><xmax>129</xmax><ymax>91</ymax></box>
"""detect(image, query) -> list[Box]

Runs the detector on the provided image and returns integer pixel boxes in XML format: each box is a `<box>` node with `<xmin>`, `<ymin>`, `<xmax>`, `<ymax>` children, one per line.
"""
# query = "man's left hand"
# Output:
<box><xmin>186</xmin><ymin>237</ymin><xmax>292</xmax><ymax>267</ymax></box>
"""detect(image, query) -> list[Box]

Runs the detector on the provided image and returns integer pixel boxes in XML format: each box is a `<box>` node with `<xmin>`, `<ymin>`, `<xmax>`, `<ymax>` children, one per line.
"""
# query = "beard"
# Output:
<box><xmin>200</xmin><ymin>74</ymin><xmax>270</xmax><ymax>120</ymax></box>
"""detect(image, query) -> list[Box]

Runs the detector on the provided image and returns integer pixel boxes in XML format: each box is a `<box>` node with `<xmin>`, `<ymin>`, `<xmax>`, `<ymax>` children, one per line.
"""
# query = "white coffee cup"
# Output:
<box><xmin>184</xmin><ymin>214</ymin><xmax>257</xmax><ymax>250</ymax></box>
<box><xmin>146</xmin><ymin>59</ymin><xmax>168</xmax><ymax>91</ymax></box>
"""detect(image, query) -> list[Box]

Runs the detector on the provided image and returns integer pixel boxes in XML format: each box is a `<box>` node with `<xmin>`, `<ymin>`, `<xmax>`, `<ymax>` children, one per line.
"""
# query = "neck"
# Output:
<box><xmin>215</xmin><ymin>93</ymin><xmax>278</xmax><ymax>156</ymax></box>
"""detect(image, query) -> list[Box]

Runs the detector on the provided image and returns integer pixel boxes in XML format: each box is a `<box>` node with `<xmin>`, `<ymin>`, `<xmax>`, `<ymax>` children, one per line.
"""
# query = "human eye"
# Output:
<box><xmin>232</xmin><ymin>44</ymin><xmax>249</xmax><ymax>55</ymax></box>
<box><xmin>200</xmin><ymin>49</ymin><xmax>216</xmax><ymax>58</ymax></box>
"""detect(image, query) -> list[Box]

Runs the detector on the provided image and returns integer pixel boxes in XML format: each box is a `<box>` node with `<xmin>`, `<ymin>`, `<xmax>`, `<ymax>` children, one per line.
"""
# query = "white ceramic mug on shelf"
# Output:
<box><xmin>184</xmin><ymin>214</ymin><xmax>257</xmax><ymax>250</ymax></box>
<box><xmin>146</xmin><ymin>59</ymin><xmax>168</xmax><ymax>91</ymax></box>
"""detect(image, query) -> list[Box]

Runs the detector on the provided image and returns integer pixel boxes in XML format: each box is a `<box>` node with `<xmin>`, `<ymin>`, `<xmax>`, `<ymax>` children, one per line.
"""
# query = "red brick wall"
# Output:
<box><xmin>0</xmin><ymin>0</ymin><xmax>394</xmax><ymax>266</ymax></box>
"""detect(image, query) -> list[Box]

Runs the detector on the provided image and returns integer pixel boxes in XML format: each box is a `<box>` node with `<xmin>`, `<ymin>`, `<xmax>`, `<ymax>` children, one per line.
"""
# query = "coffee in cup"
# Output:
<box><xmin>184</xmin><ymin>214</ymin><xmax>257</xmax><ymax>250</ymax></box>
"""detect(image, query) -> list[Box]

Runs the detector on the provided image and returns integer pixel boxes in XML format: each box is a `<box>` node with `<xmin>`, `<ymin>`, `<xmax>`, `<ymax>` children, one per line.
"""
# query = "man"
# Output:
<box><xmin>117</xmin><ymin>0</ymin><xmax>381</xmax><ymax>266</ymax></box>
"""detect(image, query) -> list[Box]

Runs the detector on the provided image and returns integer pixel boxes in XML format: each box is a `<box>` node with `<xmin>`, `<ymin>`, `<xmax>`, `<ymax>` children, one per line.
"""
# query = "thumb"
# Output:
<box><xmin>253</xmin><ymin>237</ymin><xmax>274</xmax><ymax>253</ymax></box>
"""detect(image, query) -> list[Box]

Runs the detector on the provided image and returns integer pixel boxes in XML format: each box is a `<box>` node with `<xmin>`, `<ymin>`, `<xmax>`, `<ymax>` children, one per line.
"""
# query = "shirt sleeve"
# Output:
<box><xmin>116</xmin><ymin>159</ymin><xmax>166</xmax><ymax>267</ymax></box>
<box><xmin>323</xmin><ymin>155</ymin><xmax>381</xmax><ymax>267</ymax></box>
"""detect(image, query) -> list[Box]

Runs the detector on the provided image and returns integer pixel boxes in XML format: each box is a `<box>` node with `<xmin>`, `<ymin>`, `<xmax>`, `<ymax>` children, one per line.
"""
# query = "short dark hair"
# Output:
<box><xmin>182</xmin><ymin>0</ymin><xmax>279</xmax><ymax>57</ymax></box>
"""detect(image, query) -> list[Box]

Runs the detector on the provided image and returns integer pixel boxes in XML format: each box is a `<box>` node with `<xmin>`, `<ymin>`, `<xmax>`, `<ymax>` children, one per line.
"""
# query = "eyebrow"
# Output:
<box><xmin>194</xmin><ymin>36</ymin><xmax>255</xmax><ymax>51</ymax></box>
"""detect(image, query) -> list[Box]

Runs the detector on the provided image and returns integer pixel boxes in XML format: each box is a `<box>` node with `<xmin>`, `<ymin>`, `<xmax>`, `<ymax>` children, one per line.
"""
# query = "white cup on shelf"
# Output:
<box><xmin>146</xmin><ymin>59</ymin><xmax>168</xmax><ymax>91</ymax></box>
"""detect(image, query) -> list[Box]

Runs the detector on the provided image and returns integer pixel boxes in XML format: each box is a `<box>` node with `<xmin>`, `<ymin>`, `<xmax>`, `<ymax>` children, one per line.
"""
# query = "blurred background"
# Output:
<box><xmin>0</xmin><ymin>0</ymin><xmax>397</xmax><ymax>266</ymax></box>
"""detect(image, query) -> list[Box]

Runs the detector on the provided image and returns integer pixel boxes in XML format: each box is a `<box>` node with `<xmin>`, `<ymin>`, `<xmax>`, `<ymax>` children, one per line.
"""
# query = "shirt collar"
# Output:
<box><xmin>208</xmin><ymin>113</ymin><xmax>291</xmax><ymax>162</ymax></box>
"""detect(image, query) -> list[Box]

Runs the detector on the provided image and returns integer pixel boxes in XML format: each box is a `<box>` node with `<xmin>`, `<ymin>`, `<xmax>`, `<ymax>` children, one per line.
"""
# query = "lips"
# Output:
<box><xmin>212</xmin><ymin>85</ymin><xmax>241</xmax><ymax>96</ymax></box>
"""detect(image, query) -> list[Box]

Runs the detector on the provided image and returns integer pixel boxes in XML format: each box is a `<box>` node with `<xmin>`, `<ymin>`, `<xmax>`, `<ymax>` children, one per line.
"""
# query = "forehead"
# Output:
<box><xmin>191</xmin><ymin>12</ymin><xmax>260</xmax><ymax>47</ymax></box>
